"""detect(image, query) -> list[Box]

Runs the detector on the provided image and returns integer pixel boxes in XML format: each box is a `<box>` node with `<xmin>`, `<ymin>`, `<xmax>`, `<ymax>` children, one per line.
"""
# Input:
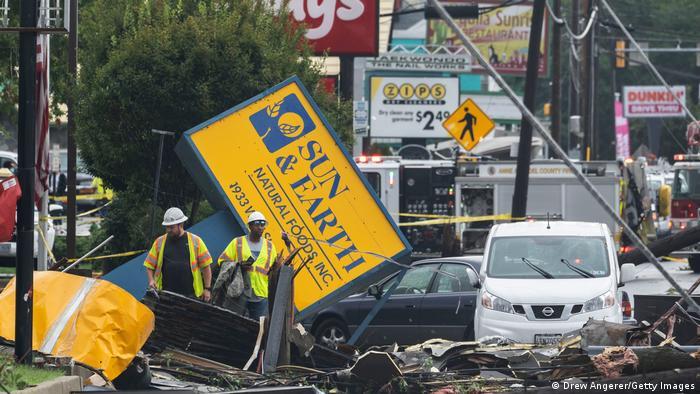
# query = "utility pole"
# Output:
<box><xmin>568</xmin><ymin>0</ymin><xmax>580</xmax><ymax>153</ymax></box>
<box><xmin>581</xmin><ymin>0</ymin><xmax>594</xmax><ymax>161</ymax></box>
<box><xmin>511</xmin><ymin>0</ymin><xmax>546</xmax><ymax>220</ymax></box>
<box><xmin>569</xmin><ymin>0</ymin><xmax>581</xmax><ymax>118</ymax></box>
<box><xmin>551</xmin><ymin>0</ymin><xmax>562</xmax><ymax>145</ymax></box>
<box><xmin>66</xmin><ymin>0</ymin><xmax>77</xmax><ymax>259</ymax></box>
<box><xmin>15</xmin><ymin>0</ymin><xmax>38</xmax><ymax>364</ymax></box>
<box><xmin>587</xmin><ymin>1</ymin><xmax>597</xmax><ymax>160</ymax></box>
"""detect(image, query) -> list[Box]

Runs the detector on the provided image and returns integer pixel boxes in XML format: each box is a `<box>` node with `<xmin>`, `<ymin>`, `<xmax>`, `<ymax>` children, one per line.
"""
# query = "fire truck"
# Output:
<box><xmin>668</xmin><ymin>153</ymin><xmax>700</xmax><ymax>272</ymax></box>
<box><xmin>355</xmin><ymin>155</ymin><xmax>457</xmax><ymax>259</ymax></box>
<box><xmin>356</xmin><ymin>155</ymin><xmax>627</xmax><ymax>258</ymax></box>
<box><xmin>454</xmin><ymin>158</ymin><xmax>623</xmax><ymax>253</ymax></box>
<box><xmin>666</xmin><ymin>121</ymin><xmax>700</xmax><ymax>273</ymax></box>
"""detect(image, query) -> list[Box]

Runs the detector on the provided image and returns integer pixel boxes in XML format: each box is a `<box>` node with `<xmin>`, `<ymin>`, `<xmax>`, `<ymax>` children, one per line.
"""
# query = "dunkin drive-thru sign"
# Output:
<box><xmin>178</xmin><ymin>77</ymin><xmax>410</xmax><ymax>319</ymax></box>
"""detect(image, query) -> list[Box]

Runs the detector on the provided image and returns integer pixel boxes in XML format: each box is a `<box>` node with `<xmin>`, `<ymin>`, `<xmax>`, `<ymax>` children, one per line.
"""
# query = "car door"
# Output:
<box><xmin>359</xmin><ymin>264</ymin><xmax>438</xmax><ymax>346</ymax></box>
<box><xmin>417</xmin><ymin>263</ymin><xmax>479</xmax><ymax>341</ymax></box>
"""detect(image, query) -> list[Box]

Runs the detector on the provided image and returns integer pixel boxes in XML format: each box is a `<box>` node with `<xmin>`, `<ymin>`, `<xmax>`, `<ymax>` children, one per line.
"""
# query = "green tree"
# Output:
<box><xmin>76</xmin><ymin>0</ymin><xmax>352</xmax><ymax>253</ymax></box>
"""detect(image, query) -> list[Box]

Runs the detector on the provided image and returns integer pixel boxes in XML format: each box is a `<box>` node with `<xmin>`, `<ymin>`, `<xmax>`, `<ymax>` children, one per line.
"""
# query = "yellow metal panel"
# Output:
<box><xmin>0</xmin><ymin>272</ymin><xmax>153</xmax><ymax>380</ymax></box>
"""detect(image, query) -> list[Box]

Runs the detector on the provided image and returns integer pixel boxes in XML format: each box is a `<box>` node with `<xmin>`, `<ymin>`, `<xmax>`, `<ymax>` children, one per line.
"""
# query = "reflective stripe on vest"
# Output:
<box><xmin>254</xmin><ymin>241</ymin><xmax>274</xmax><ymax>275</ymax></box>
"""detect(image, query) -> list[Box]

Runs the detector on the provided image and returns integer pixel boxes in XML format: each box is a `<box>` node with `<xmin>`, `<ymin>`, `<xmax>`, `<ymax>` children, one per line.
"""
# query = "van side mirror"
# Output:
<box><xmin>620</xmin><ymin>263</ymin><xmax>636</xmax><ymax>284</ymax></box>
<box><xmin>368</xmin><ymin>284</ymin><xmax>381</xmax><ymax>299</ymax></box>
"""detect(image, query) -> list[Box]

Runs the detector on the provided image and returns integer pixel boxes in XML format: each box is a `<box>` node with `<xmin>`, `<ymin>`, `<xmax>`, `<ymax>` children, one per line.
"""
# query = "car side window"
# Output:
<box><xmin>432</xmin><ymin>264</ymin><xmax>476</xmax><ymax>293</ymax></box>
<box><xmin>393</xmin><ymin>265</ymin><xmax>436</xmax><ymax>295</ymax></box>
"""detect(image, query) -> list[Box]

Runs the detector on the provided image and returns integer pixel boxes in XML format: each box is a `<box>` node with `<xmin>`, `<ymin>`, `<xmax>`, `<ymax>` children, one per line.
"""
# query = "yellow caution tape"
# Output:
<box><xmin>40</xmin><ymin>200</ymin><xmax>113</xmax><ymax>221</ymax></box>
<box><xmin>398</xmin><ymin>213</ymin><xmax>521</xmax><ymax>227</ymax></box>
<box><xmin>35</xmin><ymin>224</ymin><xmax>58</xmax><ymax>267</ymax></box>
<box><xmin>65</xmin><ymin>249</ymin><xmax>146</xmax><ymax>263</ymax></box>
<box><xmin>661</xmin><ymin>256</ymin><xmax>688</xmax><ymax>263</ymax></box>
<box><xmin>398</xmin><ymin>213</ymin><xmax>455</xmax><ymax>219</ymax></box>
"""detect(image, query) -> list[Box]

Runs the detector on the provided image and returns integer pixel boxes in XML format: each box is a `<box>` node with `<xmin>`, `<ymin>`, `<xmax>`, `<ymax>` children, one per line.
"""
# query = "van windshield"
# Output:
<box><xmin>487</xmin><ymin>236</ymin><xmax>610</xmax><ymax>279</ymax></box>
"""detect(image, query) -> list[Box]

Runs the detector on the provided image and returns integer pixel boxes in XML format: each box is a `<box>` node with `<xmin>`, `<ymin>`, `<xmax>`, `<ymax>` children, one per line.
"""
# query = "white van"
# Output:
<box><xmin>474</xmin><ymin>221</ymin><xmax>635</xmax><ymax>345</ymax></box>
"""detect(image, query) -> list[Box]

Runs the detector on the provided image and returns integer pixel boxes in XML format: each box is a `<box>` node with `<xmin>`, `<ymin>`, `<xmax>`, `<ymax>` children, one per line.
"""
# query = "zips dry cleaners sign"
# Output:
<box><xmin>178</xmin><ymin>77</ymin><xmax>410</xmax><ymax>319</ymax></box>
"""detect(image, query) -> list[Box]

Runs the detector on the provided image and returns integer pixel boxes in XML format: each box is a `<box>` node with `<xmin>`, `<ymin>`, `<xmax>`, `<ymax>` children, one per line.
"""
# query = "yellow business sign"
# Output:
<box><xmin>181</xmin><ymin>77</ymin><xmax>410</xmax><ymax>319</ymax></box>
<box><xmin>442</xmin><ymin>98</ymin><xmax>496</xmax><ymax>151</ymax></box>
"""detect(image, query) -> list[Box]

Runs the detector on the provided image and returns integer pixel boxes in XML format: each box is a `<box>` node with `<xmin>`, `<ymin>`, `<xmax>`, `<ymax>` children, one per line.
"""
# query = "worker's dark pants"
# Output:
<box><xmin>247</xmin><ymin>299</ymin><xmax>268</xmax><ymax>320</ymax></box>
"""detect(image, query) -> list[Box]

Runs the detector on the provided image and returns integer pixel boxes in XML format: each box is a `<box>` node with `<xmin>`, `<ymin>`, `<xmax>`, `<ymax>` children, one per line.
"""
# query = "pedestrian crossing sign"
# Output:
<box><xmin>442</xmin><ymin>98</ymin><xmax>496</xmax><ymax>151</ymax></box>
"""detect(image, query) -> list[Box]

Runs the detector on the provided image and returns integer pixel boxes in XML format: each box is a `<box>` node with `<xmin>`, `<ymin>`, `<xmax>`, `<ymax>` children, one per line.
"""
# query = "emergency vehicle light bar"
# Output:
<box><xmin>356</xmin><ymin>155</ymin><xmax>383</xmax><ymax>164</ymax></box>
<box><xmin>674</xmin><ymin>154</ymin><xmax>700</xmax><ymax>161</ymax></box>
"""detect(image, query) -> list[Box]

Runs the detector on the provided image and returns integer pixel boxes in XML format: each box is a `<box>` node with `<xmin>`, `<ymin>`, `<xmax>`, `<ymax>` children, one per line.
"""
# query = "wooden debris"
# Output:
<box><xmin>143</xmin><ymin>290</ymin><xmax>260</xmax><ymax>368</ymax></box>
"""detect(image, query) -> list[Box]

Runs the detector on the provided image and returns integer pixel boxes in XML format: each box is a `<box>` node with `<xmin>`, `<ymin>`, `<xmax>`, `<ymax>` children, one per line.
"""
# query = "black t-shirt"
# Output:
<box><xmin>161</xmin><ymin>233</ymin><xmax>194</xmax><ymax>297</ymax></box>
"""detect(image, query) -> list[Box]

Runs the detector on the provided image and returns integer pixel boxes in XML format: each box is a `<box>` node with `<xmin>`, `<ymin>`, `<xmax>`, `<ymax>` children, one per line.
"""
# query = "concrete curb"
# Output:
<box><xmin>13</xmin><ymin>376</ymin><xmax>81</xmax><ymax>394</ymax></box>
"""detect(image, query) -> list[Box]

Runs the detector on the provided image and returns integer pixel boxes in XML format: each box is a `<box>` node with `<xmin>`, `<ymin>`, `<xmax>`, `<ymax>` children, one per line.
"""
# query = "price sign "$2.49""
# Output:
<box><xmin>370</xmin><ymin>76</ymin><xmax>459</xmax><ymax>138</ymax></box>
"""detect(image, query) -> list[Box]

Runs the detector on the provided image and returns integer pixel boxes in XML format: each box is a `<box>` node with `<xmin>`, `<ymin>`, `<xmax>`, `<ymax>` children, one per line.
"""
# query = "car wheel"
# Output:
<box><xmin>463</xmin><ymin>323</ymin><xmax>475</xmax><ymax>341</ymax></box>
<box><xmin>689</xmin><ymin>255</ymin><xmax>700</xmax><ymax>273</ymax></box>
<box><xmin>314</xmin><ymin>318</ymin><xmax>349</xmax><ymax>348</ymax></box>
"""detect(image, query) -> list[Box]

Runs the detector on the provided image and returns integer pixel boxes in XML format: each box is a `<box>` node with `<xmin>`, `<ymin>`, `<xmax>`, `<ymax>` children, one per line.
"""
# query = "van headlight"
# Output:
<box><xmin>481</xmin><ymin>290</ymin><xmax>514</xmax><ymax>314</ymax></box>
<box><xmin>583</xmin><ymin>290</ymin><xmax>615</xmax><ymax>312</ymax></box>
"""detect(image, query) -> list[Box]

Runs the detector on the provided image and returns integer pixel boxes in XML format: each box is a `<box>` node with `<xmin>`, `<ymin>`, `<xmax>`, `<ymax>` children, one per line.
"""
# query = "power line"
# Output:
<box><xmin>546</xmin><ymin>0</ymin><xmax>598</xmax><ymax>41</ymax></box>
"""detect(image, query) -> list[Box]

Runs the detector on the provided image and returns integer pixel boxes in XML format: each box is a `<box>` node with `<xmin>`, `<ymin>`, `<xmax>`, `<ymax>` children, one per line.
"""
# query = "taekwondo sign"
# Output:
<box><xmin>178</xmin><ymin>77</ymin><xmax>411</xmax><ymax>320</ymax></box>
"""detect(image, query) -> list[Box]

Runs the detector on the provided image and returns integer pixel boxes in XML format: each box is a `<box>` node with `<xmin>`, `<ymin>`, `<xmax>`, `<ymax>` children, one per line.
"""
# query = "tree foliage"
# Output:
<box><xmin>76</xmin><ymin>0</ymin><xmax>352</xmax><ymax>252</ymax></box>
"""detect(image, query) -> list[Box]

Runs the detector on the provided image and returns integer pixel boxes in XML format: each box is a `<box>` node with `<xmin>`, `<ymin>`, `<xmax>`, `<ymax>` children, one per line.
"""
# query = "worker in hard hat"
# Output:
<box><xmin>144</xmin><ymin>207</ymin><xmax>213</xmax><ymax>302</ymax></box>
<box><xmin>218</xmin><ymin>211</ymin><xmax>277</xmax><ymax>319</ymax></box>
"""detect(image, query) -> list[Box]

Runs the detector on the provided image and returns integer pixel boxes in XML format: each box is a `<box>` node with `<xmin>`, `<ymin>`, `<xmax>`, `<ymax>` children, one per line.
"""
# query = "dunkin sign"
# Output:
<box><xmin>623</xmin><ymin>85</ymin><xmax>686</xmax><ymax>118</ymax></box>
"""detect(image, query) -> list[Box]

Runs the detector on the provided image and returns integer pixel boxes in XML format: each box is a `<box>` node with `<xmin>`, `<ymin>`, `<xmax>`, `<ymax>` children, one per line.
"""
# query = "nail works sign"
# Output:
<box><xmin>274</xmin><ymin>0</ymin><xmax>379</xmax><ymax>56</ymax></box>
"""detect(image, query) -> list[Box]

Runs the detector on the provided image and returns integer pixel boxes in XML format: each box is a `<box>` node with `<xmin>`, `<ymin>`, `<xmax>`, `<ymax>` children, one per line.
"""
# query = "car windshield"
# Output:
<box><xmin>487</xmin><ymin>236</ymin><xmax>610</xmax><ymax>279</ymax></box>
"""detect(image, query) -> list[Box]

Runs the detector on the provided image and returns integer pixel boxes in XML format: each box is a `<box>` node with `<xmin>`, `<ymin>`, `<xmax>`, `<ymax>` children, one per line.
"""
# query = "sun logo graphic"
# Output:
<box><xmin>249</xmin><ymin>94</ymin><xmax>316</xmax><ymax>153</ymax></box>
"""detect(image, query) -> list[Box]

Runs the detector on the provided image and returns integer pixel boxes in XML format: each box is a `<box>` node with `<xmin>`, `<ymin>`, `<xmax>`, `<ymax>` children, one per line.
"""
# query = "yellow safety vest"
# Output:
<box><xmin>144</xmin><ymin>232</ymin><xmax>212</xmax><ymax>297</ymax></box>
<box><xmin>219</xmin><ymin>236</ymin><xmax>276</xmax><ymax>299</ymax></box>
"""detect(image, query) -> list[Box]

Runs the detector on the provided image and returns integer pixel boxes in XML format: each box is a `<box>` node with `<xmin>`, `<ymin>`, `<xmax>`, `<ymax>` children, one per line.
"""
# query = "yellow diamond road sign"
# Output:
<box><xmin>442</xmin><ymin>98</ymin><xmax>496</xmax><ymax>151</ymax></box>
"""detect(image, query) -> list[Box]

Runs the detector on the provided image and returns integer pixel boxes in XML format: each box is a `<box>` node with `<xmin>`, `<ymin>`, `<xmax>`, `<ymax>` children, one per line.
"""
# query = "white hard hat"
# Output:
<box><xmin>247</xmin><ymin>211</ymin><xmax>266</xmax><ymax>224</ymax></box>
<box><xmin>162</xmin><ymin>207</ymin><xmax>188</xmax><ymax>226</ymax></box>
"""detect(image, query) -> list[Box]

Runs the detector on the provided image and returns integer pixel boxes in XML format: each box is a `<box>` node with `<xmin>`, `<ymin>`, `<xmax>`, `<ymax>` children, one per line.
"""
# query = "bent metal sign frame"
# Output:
<box><xmin>178</xmin><ymin>77</ymin><xmax>411</xmax><ymax>320</ymax></box>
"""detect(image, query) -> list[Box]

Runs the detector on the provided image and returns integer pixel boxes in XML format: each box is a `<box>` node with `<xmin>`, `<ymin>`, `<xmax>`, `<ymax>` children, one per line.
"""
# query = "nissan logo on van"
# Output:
<box><xmin>542</xmin><ymin>307</ymin><xmax>555</xmax><ymax>317</ymax></box>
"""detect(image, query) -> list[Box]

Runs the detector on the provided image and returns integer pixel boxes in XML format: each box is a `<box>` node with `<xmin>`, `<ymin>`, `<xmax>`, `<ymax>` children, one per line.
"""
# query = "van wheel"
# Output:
<box><xmin>689</xmin><ymin>256</ymin><xmax>700</xmax><ymax>273</ymax></box>
<box><xmin>313</xmin><ymin>318</ymin><xmax>349</xmax><ymax>348</ymax></box>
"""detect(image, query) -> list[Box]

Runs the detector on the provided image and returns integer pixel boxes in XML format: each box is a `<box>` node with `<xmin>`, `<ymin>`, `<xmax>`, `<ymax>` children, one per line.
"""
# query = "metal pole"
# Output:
<box><xmin>62</xmin><ymin>235</ymin><xmax>114</xmax><ymax>273</ymax></box>
<box><xmin>66</xmin><ymin>0</ymin><xmax>77</xmax><ymax>259</ymax></box>
<box><xmin>551</xmin><ymin>0</ymin><xmax>562</xmax><ymax>146</ymax></box>
<box><xmin>348</xmin><ymin>268</ymin><xmax>406</xmax><ymax>345</ymax></box>
<box><xmin>427</xmin><ymin>0</ymin><xmax>700</xmax><ymax>314</ymax></box>
<box><xmin>599</xmin><ymin>0</ymin><xmax>698</xmax><ymax>124</ymax></box>
<box><xmin>511</xmin><ymin>0</ymin><xmax>546</xmax><ymax>220</ymax></box>
<box><xmin>15</xmin><ymin>0</ymin><xmax>38</xmax><ymax>364</ymax></box>
<box><xmin>149</xmin><ymin>129</ymin><xmax>174</xmax><ymax>238</ymax></box>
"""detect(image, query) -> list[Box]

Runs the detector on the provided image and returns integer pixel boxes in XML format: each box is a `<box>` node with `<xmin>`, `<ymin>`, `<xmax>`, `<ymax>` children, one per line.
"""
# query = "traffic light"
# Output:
<box><xmin>615</xmin><ymin>40</ymin><xmax>627</xmax><ymax>69</ymax></box>
<box><xmin>544</xmin><ymin>103</ymin><xmax>551</xmax><ymax>117</ymax></box>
